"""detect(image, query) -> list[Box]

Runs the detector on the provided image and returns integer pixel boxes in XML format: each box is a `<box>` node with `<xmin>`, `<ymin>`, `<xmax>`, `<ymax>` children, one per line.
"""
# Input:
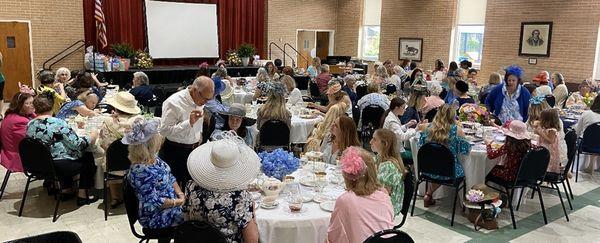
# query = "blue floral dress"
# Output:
<box><xmin>55</xmin><ymin>100</ymin><xmax>85</xmax><ymax>120</ymax></box>
<box><xmin>127</xmin><ymin>157</ymin><xmax>183</xmax><ymax>229</ymax></box>
<box><xmin>26</xmin><ymin>117</ymin><xmax>89</xmax><ymax>161</ymax></box>
<box><xmin>498</xmin><ymin>85</ymin><xmax>523</xmax><ymax>124</ymax></box>
<box><xmin>418</xmin><ymin>124</ymin><xmax>471</xmax><ymax>180</ymax></box>
<box><xmin>183</xmin><ymin>181</ymin><xmax>254</xmax><ymax>243</ymax></box>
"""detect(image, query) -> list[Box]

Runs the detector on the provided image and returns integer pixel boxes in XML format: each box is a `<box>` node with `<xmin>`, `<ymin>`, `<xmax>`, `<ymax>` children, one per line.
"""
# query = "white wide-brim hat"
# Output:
<box><xmin>106</xmin><ymin>91</ymin><xmax>141</xmax><ymax>115</ymax></box>
<box><xmin>187</xmin><ymin>136</ymin><xmax>261</xmax><ymax>192</ymax></box>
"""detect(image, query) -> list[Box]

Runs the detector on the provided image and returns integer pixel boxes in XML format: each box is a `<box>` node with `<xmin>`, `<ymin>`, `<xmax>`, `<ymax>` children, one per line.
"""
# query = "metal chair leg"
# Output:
<box><xmin>516</xmin><ymin>188</ymin><xmax>525</xmax><ymax>211</ymax></box>
<box><xmin>530</xmin><ymin>187</ymin><xmax>536</xmax><ymax>199</ymax></box>
<box><xmin>410</xmin><ymin>180</ymin><xmax>420</xmax><ymax>216</ymax></box>
<box><xmin>561</xmin><ymin>181</ymin><xmax>573</xmax><ymax>210</ymax></box>
<box><xmin>0</xmin><ymin>170</ymin><xmax>11</xmax><ymax>200</ymax></box>
<box><xmin>18</xmin><ymin>177</ymin><xmax>32</xmax><ymax>217</ymax></box>
<box><xmin>104</xmin><ymin>176</ymin><xmax>109</xmax><ymax>221</ymax></box>
<box><xmin>536</xmin><ymin>186</ymin><xmax>548</xmax><ymax>224</ymax></box>
<box><xmin>565</xmin><ymin>177</ymin><xmax>574</xmax><ymax>200</ymax></box>
<box><xmin>555</xmin><ymin>184</ymin><xmax>569</xmax><ymax>222</ymax></box>
<box><xmin>53</xmin><ymin>184</ymin><xmax>62</xmax><ymax>222</ymax></box>
<box><xmin>462</xmin><ymin>182</ymin><xmax>466</xmax><ymax>212</ymax></box>
<box><xmin>451</xmin><ymin>184</ymin><xmax>459</xmax><ymax>226</ymax></box>
<box><xmin>508</xmin><ymin>187</ymin><xmax>517</xmax><ymax>229</ymax></box>
<box><xmin>575</xmin><ymin>152</ymin><xmax>580</xmax><ymax>182</ymax></box>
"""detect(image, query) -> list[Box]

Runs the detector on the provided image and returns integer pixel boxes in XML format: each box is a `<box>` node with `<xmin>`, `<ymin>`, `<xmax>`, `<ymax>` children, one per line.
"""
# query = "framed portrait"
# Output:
<box><xmin>398</xmin><ymin>38</ymin><xmax>423</xmax><ymax>61</ymax></box>
<box><xmin>519</xmin><ymin>22</ymin><xmax>552</xmax><ymax>57</ymax></box>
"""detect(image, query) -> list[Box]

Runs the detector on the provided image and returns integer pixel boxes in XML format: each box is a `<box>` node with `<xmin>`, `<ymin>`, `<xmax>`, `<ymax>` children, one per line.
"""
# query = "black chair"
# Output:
<box><xmin>363</xmin><ymin>229</ymin><xmax>414</xmax><ymax>243</ymax></box>
<box><xmin>360</xmin><ymin>105</ymin><xmax>385</xmax><ymax>149</ymax></box>
<box><xmin>485</xmin><ymin>147</ymin><xmax>550</xmax><ymax>229</ymax></box>
<box><xmin>309</xmin><ymin>81</ymin><xmax>321</xmax><ymax>101</ymax></box>
<box><xmin>356</xmin><ymin>83</ymin><xmax>368</xmax><ymax>100</ymax></box>
<box><xmin>384</xmin><ymin>84</ymin><xmax>397</xmax><ymax>95</ymax></box>
<box><xmin>123</xmin><ymin>178</ymin><xmax>175</xmax><ymax>243</ymax></box>
<box><xmin>563</xmin><ymin>128</ymin><xmax>577</xmax><ymax>200</ymax></box>
<box><xmin>18</xmin><ymin>138</ymin><xmax>69</xmax><ymax>222</ymax></box>
<box><xmin>575</xmin><ymin>122</ymin><xmax>600</xmax><ymax>182</ymax></box>
<box><xmin>396</xmin><ymin>169</ymin><xmax>415</xmax><ymax>228</ymax></box>
<box><xmin>544</xmin><ymin>95</ymin><xmax>556</xmax><ymax>107</ymax></box>
<box><xmin>259</xmin><ymin>119</ymin><xmax>291</xmax><ymax>151</ymax></box>
<box><xmin>173</xmin><ymin>220</ymin><xmax>227</xmax><ymax>243</ymax></box>
<box><xmin>6</xmin><ymin>231</ymin><xmax>82</xmax><ymax>243</ymax></box>
<box><xmin>104</xmin><ymin>140</ymin><xmax>131</xmax><ymax>220</ymax></box>
<box><xmin>411</xmin><ymin>142</ymin><xmax>465</xmax><ymax>226</ymax></box>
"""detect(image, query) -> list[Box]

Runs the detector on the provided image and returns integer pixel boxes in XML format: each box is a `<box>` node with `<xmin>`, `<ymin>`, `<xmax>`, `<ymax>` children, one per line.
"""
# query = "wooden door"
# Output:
<box><xmin>297</xmin><ymin>30</ymin><xmax>315</xmax><ymax>70</ymax></box>
<box><xmin>316</xmin><ymin>32</ymin><xmax>330</xmax><ymax>61</ymax></box>
<box><xmin>0</xmin><ymin>22</ymin><xmax>33</xmax><ymax>100</ymax></box>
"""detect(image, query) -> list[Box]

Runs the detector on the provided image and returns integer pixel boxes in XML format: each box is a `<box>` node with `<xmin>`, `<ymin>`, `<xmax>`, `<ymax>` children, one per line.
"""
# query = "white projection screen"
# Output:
<box><xmin>145</xmin><ymin>0</ymin><xmax>219</xmax><ymax>58</ymax></box>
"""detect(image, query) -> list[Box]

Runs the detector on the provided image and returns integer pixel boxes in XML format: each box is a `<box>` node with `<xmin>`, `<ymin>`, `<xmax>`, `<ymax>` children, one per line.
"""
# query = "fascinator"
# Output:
<box><xmin>121</xmin><ymin>117</ymin><xmax>161</xmax><ymax>145</ymax></box>
<box><xmin>529</xmin><ymin>95</ymin><xmax>546</xmax><ymax>105</ymax></box>
<box><xmin>339</xmin><ymin>146</ymin><xmax>367</xmax><ymax>181</ymax></box>
<box><xmin>504</xmin><ymin>65</ymin><xmax>524</xmax><ymax>81</ymax></box>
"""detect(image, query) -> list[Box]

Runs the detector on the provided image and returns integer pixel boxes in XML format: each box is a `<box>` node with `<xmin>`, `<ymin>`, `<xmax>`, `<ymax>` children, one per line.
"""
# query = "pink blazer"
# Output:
<box><xmin>0</xmin><ymin>113</ymin><xmax>33</xmax><ymax>172</ymax></box>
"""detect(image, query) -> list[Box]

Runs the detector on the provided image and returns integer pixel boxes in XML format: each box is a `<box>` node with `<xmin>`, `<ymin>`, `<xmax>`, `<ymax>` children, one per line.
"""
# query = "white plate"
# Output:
<box><xmin>302</xmin><ymin>192</ymin><xmax>315</xmax><ymax>202</ymax></box>
<box><xmin>313</xmin><ymin>194</ymin><xmax>334</xmax><ymax>203</ymax></box>
<box><xmin>303</xmin><ymin>162</ymin><xmax>328</xmax><ymax>172</ymax></box>
<box><xmin>299</xmin><ymin>178</ymin><xmax>317</xmax><ymax>187</ymax></box>
<box><xmin>320</xmin><ymin>201</ymin><xmax>335</xmax><ymax>212</ymax></box>
<box><xmin>260</xmin><ymin>201</ymin><xmax>279</xmax><ymax>209</ymax></box>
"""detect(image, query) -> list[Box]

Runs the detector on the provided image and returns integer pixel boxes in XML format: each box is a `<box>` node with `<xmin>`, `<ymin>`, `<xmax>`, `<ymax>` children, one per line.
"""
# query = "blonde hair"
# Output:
<box><xmin>344</xmin><ymin>147</ymin><xmax>382</xmax><ymax>196</ymax></box>
<box><xmin>426</xmin><ymin>104</ymin><xmax>456</xmax><ymax>145</ymax></box>
<box><xmin>488</xmin><ymin>72</ymin><xmax>501</xmax><ymax>85</ymax></box>
<box><xmin>258</xmin><ymin>90</ymin><xmax>288</xmax><ymax>122</ymax></box>
<box><xmin>128</xmin><ymin>134</ymin><xmax>164</xmax><ymax>164</ymax></box>
<box><xmin>280</xmin><ymin>75</ymin><xmax>295</xmax><ymax>92</ymax></box>
<box><xmin>374</xmin><ymin>129</ymin><xmax>407</xmax><ymax>174</ymax></box>
<box><xmin>526</xmin><ymin>100</ymin><xmax>550</xmax><ymax>127</ymax></box>
<box><xmin>77</xmin><ymin>90</ymin><xmax>98</xmax><ymax>102</ymax></box>
<box><xmin>256</xmin><ymin>68</ymin><xmax>269</xmax><ymax>83</ymax></box>
<box><xmin>305</xmin><ymin>104</ymin><xmax>346</xmax><ymax>151</ymax></box>
<box><xmin>55</xmin><ymin>67</ymin><xmax>71</xmax><ymax>82</ymax></box>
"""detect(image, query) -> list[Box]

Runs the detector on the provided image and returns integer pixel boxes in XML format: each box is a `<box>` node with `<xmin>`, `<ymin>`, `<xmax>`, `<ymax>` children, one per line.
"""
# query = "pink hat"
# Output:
<box><xmin>502</xmin><ymin>120</ymin><xmax>531</xmax><ymax>140</ymax></box>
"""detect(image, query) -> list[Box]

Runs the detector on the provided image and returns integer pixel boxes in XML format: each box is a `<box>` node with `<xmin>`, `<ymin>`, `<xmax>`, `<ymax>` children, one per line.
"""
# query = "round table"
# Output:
<box><xmin>255</xmin><ymin>167</ymin><xmax>344</xmax><ymax>243</ymax></box>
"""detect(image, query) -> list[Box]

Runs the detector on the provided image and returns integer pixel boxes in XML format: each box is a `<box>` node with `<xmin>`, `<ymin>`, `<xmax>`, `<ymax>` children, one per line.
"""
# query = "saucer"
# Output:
<box><xmin>313</xmin><ymin>194</ymin><xmax>334</xmax><ymax>203</ymax></box>
<box><xmin>320</xmin><ymin>201</ymin><xmax>335</xmax><ymax>212</ymax></box>
<box><xmin>260</xmin><ymin>201</ymin><xmax>279</xmax><ymax>209</ymax></box>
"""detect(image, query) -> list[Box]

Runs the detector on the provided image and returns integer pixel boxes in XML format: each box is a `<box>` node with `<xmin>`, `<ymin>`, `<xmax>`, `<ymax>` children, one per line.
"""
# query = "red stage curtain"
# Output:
<box><xmin>83</xmin><ymin>0</ymin><xmax>265</xmax><ymax>65</ymax></box>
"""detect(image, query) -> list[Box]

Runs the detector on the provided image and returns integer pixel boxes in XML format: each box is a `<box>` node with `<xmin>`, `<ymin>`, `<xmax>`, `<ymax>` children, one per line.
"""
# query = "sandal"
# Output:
<box><xmin>424</xmin><ymin>194</ymin><xmax>436</xmax><ymax>207</ymax></box>
<box><xmin>110</xmin><ymin>199</ymin><xmax>124</xmax><ymax>209</ymax></box>
<box><xmin>77</xmin><ymin>195</ymin><xmax>99</xmax><ymax>206</ymax></box>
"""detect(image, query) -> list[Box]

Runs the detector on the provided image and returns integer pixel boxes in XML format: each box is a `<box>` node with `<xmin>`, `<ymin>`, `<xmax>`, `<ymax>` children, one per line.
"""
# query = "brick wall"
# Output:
<box><xmin>480</xmin><ymin>0</ymin><xmax>600</xmax><ymax>83</ymax></box>
<box><xmin>266</xmin><ymin>0</ymin><xmax>362</xmax><ymax>63</ymax></box>
<box><xmin>0</xmin><ymin>0</ymin><xmax>84</xmax><ymax>76</ymax></box>
<box><xmin>379</xmin><ymin>0</ymin><xmax>457</xmax><ymax>69</ymax></box>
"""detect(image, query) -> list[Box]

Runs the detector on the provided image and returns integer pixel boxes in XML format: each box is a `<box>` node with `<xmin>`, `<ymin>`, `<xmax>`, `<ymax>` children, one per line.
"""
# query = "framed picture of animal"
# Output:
<box><xmin>398</xmin><ymin>38</ymin><xmax>423</xmax><ymax>62</ymax></box>
<box><xmin>519</xmin><ymin>22</ymin><xmax>552</xmax><ymax>57</ymax></box>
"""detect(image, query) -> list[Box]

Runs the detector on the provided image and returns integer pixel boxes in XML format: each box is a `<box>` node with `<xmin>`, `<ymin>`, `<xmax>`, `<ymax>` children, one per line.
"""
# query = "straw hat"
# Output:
<box><xmin>502</xmin><ymin>120</ymin><xmax>531</xmax><ymax>140</ymax></box>
<box><xmin>106</xmin><ymin>92</ymin><xmax>141</xmax><ymax>115</ymax></box>
<box><xmin>187</xmin><ymin>133</ymin><xmax>261</xmax><ymax>192</ymax></box>
<box><xmin>218</xmin><ymin>104</ymin><xmax>256</xmax><ymax>127</ymax></box>
<box><xmin>326</xmin><ymin>82</ymin><xmax>342</xmax><ymax>95</ymax></box>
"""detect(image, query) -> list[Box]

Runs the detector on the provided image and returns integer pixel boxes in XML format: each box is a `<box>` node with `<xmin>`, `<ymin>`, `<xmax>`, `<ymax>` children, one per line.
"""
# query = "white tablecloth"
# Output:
<box><xmin>255</xmin><ymin>168</ymin><xmax>344</xmax><ymax>243</ymax></box>
<box><xmin>232</xmin><ymin>90</ymin><xmax>254</xmax><ymax>105</ymax></box>
<box><xmin>248</xmin><ymin>106</ymin><xmax>323</xmax><ymax>144</ymax></box>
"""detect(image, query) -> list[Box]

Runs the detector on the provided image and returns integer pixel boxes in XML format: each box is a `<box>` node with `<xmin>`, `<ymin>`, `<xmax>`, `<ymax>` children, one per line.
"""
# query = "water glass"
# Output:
<box><xmin>314</xmin><ymin>171</ymin><xmax>327</xmax><ymax>193</ymax></box>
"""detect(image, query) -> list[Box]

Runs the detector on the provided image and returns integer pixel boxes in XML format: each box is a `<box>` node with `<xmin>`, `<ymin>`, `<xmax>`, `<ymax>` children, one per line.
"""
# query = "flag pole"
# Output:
<box><xmin>93</xmin><ymin>21</ymin><xmax>98</xmax><ymax>74</ymax></box>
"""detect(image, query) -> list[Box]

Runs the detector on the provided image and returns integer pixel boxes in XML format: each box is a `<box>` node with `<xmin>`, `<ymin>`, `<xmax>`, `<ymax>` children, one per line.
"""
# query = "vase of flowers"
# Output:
<box><xmin>237</xmin><ymin>43</ymin><xmax>256</xmax><ymax>67</ymax></box>
<box><xmin>226</xmin><ymin>50</ymin><xmax>242</xmax><ymax>66</ymax></box>
<box><xmin>258</xmin><ymin>148</ymin><xmax>300</xmax><ymax>181</ymax></box>
<box><xmin>458</xmin><ymin>103</ymin><xmax>491</xmax><ymax>125</ymax></box>
<box><xmin>134</xmin><ymin>50</ymin><xmax>153</xmax><ymax>69</ymax></box>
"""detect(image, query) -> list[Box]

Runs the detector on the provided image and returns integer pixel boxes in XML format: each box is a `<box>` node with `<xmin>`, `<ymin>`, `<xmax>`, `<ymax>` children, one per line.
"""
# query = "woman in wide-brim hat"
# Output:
<box><xmin>212</xmin><ymin>103</ymin><xmax>257</xmax><ymax>146</ymax></box>
<box><xmin>94</xmin><ymin>91</ymin><xmax>142</xmax><ymax>207</ymax></box>
<box><xmin>183</xmin><ymin>132</ymin><xmax>260</xmax><ymax>243</ymax></box>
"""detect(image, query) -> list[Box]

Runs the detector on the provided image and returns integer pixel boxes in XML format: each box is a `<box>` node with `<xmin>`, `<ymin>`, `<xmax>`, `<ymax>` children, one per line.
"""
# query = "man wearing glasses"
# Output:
<box><xmin>159</xmin><ymin>76</ymin><xmax>214</xmax><ymax>186</ymax></box>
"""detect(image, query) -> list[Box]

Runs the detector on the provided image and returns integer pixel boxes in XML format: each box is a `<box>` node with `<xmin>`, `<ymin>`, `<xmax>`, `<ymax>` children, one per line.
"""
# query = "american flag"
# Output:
<box><xmin>95</xmin><ymin>0</ymin><xmax>108</xmax><ymax>48</ymax></box>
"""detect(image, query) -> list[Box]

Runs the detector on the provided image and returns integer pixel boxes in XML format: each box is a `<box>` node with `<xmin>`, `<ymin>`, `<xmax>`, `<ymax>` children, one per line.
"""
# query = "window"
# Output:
<box><xmin>452</xmin><ymin>0</ymin><xmax>487</xmax><ymax>67</ymax></box>
<box><xmin>360</xmin><ymin>0</ymin><xmax>381</xmax><ymax>60</ymax></box>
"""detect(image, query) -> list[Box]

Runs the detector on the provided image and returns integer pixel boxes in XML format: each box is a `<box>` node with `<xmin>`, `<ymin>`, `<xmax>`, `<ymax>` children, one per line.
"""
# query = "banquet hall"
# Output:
<box><xmin>1</xmin><ymin>0</ymin><xmax>600</xmax><ymax>242</ymax></box>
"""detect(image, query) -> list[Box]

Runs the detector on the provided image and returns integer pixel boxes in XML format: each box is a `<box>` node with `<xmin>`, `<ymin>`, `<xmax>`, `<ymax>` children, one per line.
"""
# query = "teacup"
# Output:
<box><xmin>262</xmin><ymin>195</ymin><xmax>278</xmax><ymax>206</ymax></box>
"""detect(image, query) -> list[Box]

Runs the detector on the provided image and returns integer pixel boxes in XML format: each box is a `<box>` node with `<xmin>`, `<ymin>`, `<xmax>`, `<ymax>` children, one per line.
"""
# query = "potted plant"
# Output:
<box><xmin>110</xmin><ymin>43</ymin><xmax>136</xmax><ymax>70</ymax></box>
<box><xmin>237</xmin><ymin>43</ymin><xmax>256</xmax><ymax>67</ymax></box>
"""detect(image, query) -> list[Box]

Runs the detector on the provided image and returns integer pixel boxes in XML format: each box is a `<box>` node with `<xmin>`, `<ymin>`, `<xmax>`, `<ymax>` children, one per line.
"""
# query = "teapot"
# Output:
<box><xmin>258</xmin><ymin>177</ymin><xmax>283</xmax><ymax>196</ymax></box>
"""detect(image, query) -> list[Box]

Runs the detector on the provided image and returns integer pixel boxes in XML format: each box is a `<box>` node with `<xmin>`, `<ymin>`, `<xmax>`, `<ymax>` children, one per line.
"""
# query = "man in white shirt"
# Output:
<box><xmin>159</xmin><ymin>76</ymin><xmax>215</xmax><ymax>185</ymax></box>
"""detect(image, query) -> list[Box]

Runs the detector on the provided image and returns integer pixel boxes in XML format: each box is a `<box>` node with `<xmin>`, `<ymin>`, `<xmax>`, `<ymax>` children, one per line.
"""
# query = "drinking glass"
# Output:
<box><xmin>285</xmin><ymin>182</ymin><xmax>303</xmax><ymax>212</ymax></box>
<box><xmin>314</xmin><ymin>171</ymin><xmax>327</xmax><ymax>194</ymax></box>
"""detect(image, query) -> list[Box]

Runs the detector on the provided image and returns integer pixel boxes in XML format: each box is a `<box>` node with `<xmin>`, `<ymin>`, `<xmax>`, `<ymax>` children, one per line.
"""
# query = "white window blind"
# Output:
<box><xmin>363</xmin><ymin>0</ymin><xmax>382</xmax><ymax>26</ymax></box>
<box><xmin>457</xmin><ymin>0</ymin><xmax>487</xmax><ymax>25</ymax></box>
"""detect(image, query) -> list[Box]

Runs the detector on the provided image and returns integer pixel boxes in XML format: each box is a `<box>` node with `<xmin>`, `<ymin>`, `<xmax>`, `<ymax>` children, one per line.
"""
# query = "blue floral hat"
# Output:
<box><xmin>121</xmin><ymin>117</ymin><xmax>161</xmax><ymax>145</ymax></box>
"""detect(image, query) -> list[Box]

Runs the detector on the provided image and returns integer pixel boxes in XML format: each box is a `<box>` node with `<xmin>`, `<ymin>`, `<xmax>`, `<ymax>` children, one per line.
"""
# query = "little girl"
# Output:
<box><xmin>534</xmin><ymin>109</ymin><xmax>563</xmax><ymax>173</ymax></box>
<box><xmin>370</xmin><ymin>129</ymin><xmax>408</xmax><ymax>216</ymax></box>
<box><xmin>485</xmin><ymin>120</ymin><xmax>534</xmax><ymax>183</ymax></box>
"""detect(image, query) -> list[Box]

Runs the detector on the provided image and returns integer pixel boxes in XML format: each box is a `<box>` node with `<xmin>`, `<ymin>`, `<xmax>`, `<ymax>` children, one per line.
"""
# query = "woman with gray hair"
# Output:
<box><xmin>552</xmin><ymin>72</ymin><xmax>568</xmax><ymax>108</ymax></box>
<box><xmin>129</xmin><ymin>71</ymin><xmax>155</xmax><ymax>105</ymax></box>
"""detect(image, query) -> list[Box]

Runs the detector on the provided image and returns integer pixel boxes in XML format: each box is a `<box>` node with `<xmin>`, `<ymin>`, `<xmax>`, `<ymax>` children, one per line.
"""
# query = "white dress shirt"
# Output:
<box><xmin>575</xmin><ymin>110</ymin><xmax>600</xmax><ymax>137</ymax></box>
<box><xmin>287</xmin><ymin>88</ymin><xmax>302</xmax><ymax>106</ymax></box>
<box><xmin>159</xmin><ymin>88</ymin><xmax>204</xmax><ymax>144</ymax></box>
<box><xmin>382</xmin><ymin>112</ymin><xmax>417</xmax><ymax>153</ymax></box>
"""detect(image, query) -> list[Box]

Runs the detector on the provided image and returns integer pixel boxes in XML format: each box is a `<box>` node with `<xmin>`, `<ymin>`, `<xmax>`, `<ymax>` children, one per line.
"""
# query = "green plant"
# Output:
<box><xmin>237</xmin><ymin>43</ymin><xmax>256</xmax><ymax>58</ymax></box>
<box><xmin>111</xmin><ymin>43</ymin><xmax>136</xmax><ymax>58</ymax></box>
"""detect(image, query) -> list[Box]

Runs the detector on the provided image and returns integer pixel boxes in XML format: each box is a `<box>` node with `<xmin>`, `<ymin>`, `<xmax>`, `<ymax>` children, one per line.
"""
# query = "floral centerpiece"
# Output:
<box><xmin>134</xmin><ymin>50</ymin><xmax>153</xmax><ymax>69</ymax></box>
<box><xmin>259</xmin><ymin>148</ymin><xmax>300</xmax><ymax>181</ymax></box>
<box><xmin>583</xmin><ymin>92</ymin><xmax>597</xmax><ymax>108</ymax></box>
<box><xmin>226</xmin><ymin>49</ymin><xmax>242</xmax><ymax>66</ymax></box>
<box><xmin>458</xmin><ymin>103</ymin><xmax>490</xmax><ymax>124</ymax></box>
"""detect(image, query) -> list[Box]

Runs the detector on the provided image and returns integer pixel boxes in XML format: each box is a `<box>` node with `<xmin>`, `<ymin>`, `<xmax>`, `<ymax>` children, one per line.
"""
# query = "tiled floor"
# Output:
<box><xmin>2</xmin><ymin>165</ymin><xmax>600</xmax><ymax>242</ymax></box>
